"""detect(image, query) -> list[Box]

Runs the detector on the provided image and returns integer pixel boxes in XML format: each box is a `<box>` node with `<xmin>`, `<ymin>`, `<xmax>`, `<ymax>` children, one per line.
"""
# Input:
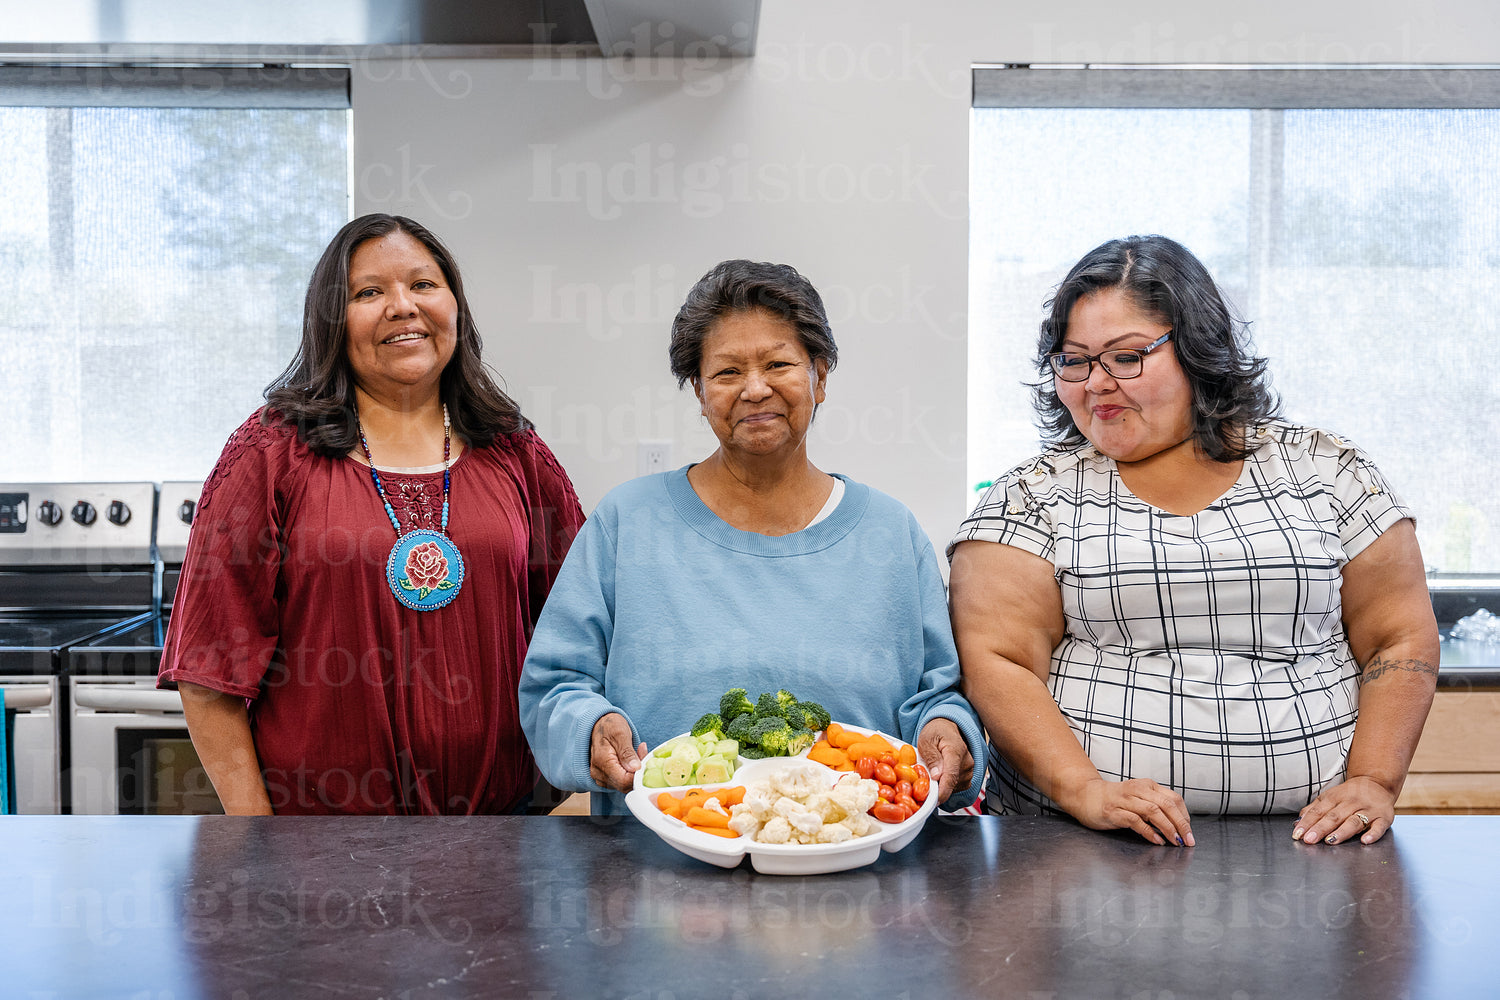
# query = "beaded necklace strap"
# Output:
<box><xmin>356</xmin><ymin>403</ymin><xmax>452</xmax><ymax>537</ymax></box>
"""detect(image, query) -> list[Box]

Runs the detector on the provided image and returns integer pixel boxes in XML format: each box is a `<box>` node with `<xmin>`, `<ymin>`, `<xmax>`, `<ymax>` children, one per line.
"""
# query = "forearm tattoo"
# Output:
<box><xmin>1359</xmin><ymin>654</ymin><xmax>1439</xmax><ymax>685</ymax></box>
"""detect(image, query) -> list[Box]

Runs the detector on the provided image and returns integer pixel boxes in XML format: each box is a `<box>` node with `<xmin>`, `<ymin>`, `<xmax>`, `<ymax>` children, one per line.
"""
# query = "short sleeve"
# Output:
<box><xmin>1316</xmin><ymin>429</ymin><xmax>1415</xmax><ymax>562</ymax></box>
<box><xmin>157</xmin><ymin>414</ymin><xmax>288</xmax><ymax>699</ymax></box>
<box><xmin>947</xmin><ymin>459</ymin><xmax>1058</xmax><ymax>563</ymax></box>
<box><xmin>507</xmin><ymin>429</ymin><xmax>586</xmax><ymax>630</ymax></box>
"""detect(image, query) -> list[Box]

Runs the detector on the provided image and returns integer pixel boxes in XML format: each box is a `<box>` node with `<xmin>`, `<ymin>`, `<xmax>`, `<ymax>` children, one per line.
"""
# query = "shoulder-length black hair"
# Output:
<box><xmin>1032</xmin><ymin>234</ymin><xmax>1280</xmax><ymax>462</ymax></box>
<box><xmin>263</xmin><ymin>213</ymin><xmax>529</xmax><ymax>454</ymax></box>
<box><xmin>669</xmin><ymin>259</ymin><xmax>839</xmax><ymax>388</ymax></box>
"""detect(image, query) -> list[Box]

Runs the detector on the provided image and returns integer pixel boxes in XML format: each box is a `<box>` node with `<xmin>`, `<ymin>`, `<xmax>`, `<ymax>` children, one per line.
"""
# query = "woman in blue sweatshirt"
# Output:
<box><xmin>519</xmin><ymin>260</ymin><xmax>984</xmax><ymax>813</ymax></box>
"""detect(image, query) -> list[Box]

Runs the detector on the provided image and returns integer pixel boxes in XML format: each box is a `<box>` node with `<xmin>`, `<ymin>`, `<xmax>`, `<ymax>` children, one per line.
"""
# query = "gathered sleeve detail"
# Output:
<box><xmin>947</xmin><ymin>449</ymin><xmax>1082</xmax><ymax>564</ymax></box>
<box><xmin>502</xmin><ymin>429</ymin><xmax>586</xmax><ymax>633</ymax></box>
<box><xmin>158</xmin><ymin>412</ymin><xmax>293</xmax><ymax>699</ymax></box>
<box><xmin>1286</xmin><ymin>425</ymin><xmax>1414</xmax><ymax>564</ymax></box>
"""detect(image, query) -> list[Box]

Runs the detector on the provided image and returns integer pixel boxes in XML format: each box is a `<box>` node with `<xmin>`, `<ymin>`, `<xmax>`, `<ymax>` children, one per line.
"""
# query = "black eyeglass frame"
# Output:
<box><xmin>1047</xmin><ymin>331</ymin><xmax>1173</xmax><ymax>382</ymax></box>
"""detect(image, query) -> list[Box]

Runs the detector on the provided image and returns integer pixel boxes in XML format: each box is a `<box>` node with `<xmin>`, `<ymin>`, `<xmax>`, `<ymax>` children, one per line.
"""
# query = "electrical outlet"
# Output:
<box><xmin>637</xmin><ymin>440</ymin><xmax>672</xmax><ymax>477</ymax></box>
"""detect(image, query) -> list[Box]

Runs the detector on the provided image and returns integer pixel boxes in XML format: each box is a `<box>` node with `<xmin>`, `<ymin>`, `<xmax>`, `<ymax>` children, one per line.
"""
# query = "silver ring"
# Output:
<box><xmin>1355</xmin><ymin>812</ymin><xmax>1371</xmax><ymax>827</ymax></box>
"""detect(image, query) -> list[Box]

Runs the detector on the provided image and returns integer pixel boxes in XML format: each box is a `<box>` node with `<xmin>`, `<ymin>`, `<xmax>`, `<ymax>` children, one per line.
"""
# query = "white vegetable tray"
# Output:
<box><xmin>625</xmin><ymin>725</ymin><xmax>938</xmax><ymax>875</ymax></box>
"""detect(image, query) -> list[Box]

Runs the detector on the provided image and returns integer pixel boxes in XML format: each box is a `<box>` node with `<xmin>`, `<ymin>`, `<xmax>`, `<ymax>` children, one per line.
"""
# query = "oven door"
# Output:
<box><xmin>69</xmin><ymin>678</ymin><xmax>223</xmax><ymax>815</ymax></box>
<box><xmin>0</xmin><ymin>677</ymin><xmax>61</xmax><ymax>814</ymax></box>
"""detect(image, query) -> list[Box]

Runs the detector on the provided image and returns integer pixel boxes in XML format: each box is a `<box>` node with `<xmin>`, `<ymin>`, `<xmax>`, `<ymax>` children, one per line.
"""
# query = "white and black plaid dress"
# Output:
<box><xmin>949</xmin><ymin>422</ymin><xmax>1413</xmax><ymax>815</ymax></box>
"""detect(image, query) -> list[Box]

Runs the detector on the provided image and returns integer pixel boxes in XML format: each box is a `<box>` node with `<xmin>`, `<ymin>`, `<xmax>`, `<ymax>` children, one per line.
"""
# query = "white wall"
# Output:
<box><xmin>352</xmin><ymin>0</ymin><xmax>1499</xmax><ymax>552</ymax></box>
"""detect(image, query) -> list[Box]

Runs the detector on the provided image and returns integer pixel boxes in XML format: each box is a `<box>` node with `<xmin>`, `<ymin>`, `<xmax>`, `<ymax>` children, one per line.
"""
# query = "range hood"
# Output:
<box><xmin>1</xmin><ymin>0</ymin><xmax>758</xmax><ymax>59</ymax></box>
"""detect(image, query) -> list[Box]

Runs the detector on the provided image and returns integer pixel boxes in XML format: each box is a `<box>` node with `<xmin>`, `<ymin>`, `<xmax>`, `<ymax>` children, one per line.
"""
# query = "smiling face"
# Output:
<box><xmin>694</xmin><ymin>308</ymin><xmax>828</xmax><ymax>463</ymax></box>
<box><xmin>344</xmin><ymin>230</ymin><xmax>459</xmax><ymax>403</ymax></box>
<box><xmin>1056</xmin><ymin>287</ymin><xmax>1193</xmax><ymax>464</ymax></box>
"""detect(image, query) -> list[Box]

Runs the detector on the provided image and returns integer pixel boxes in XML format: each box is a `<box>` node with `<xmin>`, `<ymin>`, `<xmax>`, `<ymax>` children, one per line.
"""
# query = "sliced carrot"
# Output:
<box><xmin>691</xmin><ymin>825</ymin><xmax>742</xmax><ymax>839</ymax></box>
<box><xmin>714</xmin><ymin>786</ymin><xmax>746</xmax><ymax>807</ymax></box>
<box><xmin>825</xmin><ymin>722</ymin><xmax>845</xmax><ymax>742</ymax></box>
<box><xmin>827</xmin><ymin>727</ymin><xmax>862</xmax><ymax>749</ymax></box>
<box><xmin>684</xmin><ymin>806</ymin><xmax>731</xmax><ymax>829</ymax></box>
<box><xmin>808</xmin><ymin>743</ymin><xmax>850</xmax><ymax>770</ymax></box>
<box><xmin>655</xmin><ymin>792</ymin><xmax>684</xmax><ymax>817</ymax></box>
<box><xmin>844</xmin><ymin>738</ymin><xmax>895</xmax><ymax>761</ymax></box>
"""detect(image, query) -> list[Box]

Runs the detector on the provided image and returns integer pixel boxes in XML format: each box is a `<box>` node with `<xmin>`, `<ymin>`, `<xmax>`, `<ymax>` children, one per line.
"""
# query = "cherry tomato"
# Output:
<box><xmin>914</xmin><ymin>763</ymin><xmax>929</xmax><ymax>780</ymax></box>
<box><xmin>853</xmin><ymin>757</ymin><xmax>875</xmax><ymax>781</ymax></box>
<box><xmin>897</xmin><ymin>793</ymin><xmax>920</xmax><ymax>816</ymax></box>
<box><xmin>877</xmin><ymin>783</ymin><xmax>896</xmax><ymax>802</ymax></box>
<box><xmin>897</xmin><ymin>743</ymin><xmax>918</xmax><ymax>767</ymax></box>
<box><xmin>878</xmin><ymin>752</ymin><xmax>896</xmax><ymax>767</ymax></box>
<box><xmin>912</xmin><ymin>773</ymin><xmax>930</xmax><ymax>803</ymax></box>
<box><xmin>871</xmin><ymin>802</ymin><xmax>908</xmax><ymax>824</ymax></box>
<box><xmin>896</xmin><ymin>779</ymin><xmax>913</xmax><ymax>800</ymax></box>
<box><xmin>895</xmin><ymin>764</ymin><xmax>919</xmax><ymax>785</ymax></box>
<box><xmin>874</xmin><ymin>762</ymin><xmax>898</xmax><ymax>786</ymax></box>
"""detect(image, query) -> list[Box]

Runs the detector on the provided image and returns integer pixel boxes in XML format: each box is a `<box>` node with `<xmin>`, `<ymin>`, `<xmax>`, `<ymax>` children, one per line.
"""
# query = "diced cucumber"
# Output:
<box><xmin>669</xmin><ymin>742</ymin><xmax>702</xmax><ymax>765</ymax></box>
<box><xmin>714</xmin><ymin>739</ymin><xmax>739</xmax><ymax>758</ymax></box>
<box><xmin>652</xmin><ymin>736</ymin><xmax>684</xmax><ymax>759</ymax></box>
<box><xmin>641</xmin><ymin>762</ymin><xmax>668</xmax><ymax>788</ymax></box>
<box><xmin>661</xmin><ymin>755</ymin><xmax>694</xmax><ymax>785</ymax></box>
<box><xmin>696</xmin><ymin>755</ymin><xmax>733</xmax><ymax>784</ymax></box>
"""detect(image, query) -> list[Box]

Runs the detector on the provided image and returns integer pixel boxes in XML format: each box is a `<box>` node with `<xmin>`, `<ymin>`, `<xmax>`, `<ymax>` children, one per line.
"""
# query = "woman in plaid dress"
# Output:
<box><xmin>949</xmin><ymin>235</ymin><xmax>1438</xmax><ymax>847</ymax></box>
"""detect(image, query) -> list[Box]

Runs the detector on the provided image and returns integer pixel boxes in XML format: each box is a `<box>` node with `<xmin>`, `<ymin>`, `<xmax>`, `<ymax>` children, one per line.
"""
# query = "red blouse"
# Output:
<box><xmin>159</xmin><ymin>411</ymin><xmax>584</xmax><ymax>815</ymax></box>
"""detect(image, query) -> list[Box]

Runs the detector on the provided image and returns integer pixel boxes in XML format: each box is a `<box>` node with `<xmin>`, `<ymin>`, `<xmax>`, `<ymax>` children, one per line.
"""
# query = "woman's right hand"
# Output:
<box><xmin>589</xmin><ymin>713</ymin><xmax>647</xmax><ymax>793</ymax></box>
<box><xmin>1067</xmin><ymin>777</ymin><xmax>1195</xmax><ymax>847</ymax></box>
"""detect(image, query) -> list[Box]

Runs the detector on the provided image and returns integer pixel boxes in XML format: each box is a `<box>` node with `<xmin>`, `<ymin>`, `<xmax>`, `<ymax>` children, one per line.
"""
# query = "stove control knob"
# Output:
<box><xmin>107</xmin><ymin>500</ymin><xmax>131</xmax><ymax>526</ymax></box>
<box><xmin>36</xmin><ymin>500</ymin><xmax>63</xmax><ymax>526</ymax></box>
<box><xmin>71</xmin><ymin>500</ymin><xmax>97</xmax><ymax>526</ymax></box>
<box><xmin>178</xmin><ymin>499</ymin><xmax>196</xmax><ymax>525</ymax></box>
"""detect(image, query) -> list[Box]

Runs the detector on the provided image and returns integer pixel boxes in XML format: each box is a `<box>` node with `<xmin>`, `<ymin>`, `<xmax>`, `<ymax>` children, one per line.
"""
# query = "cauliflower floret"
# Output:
<box><xmin>838</xmin><ymin>811</ymin><xmax>876</xmax><ymax>838</ymax></box>
<box><xmin>815</xmin><ymin>823</ymin><xmax>854</xmax><ymax>844</ymax></box>
<box><xmin>770</xmin><ymin>767</ymin><xmax>814</xmax><ymax>799</ymax></box>
<box><xmin>701</xmin><ymin>796</ymin><xmax>728</xmax><ymax>816</ymax></box>
<box><xmin>785</xmin><ymin>807</ymin><xmax>824</xmax><ymax>837</ymax></box>
<box><xmin>728</xmin><ymin>809</ymin><xmax>762</xmax><ymax>839</ymax></box>
<box><xmin>772</xmin><ymin>795</ymin><xmax>801</xmax><ymax>819</ymax></box>
<box><xmin>830</xmin><ymin>774</ymin><xmax>881</xmax><ymax>816</ymax></box>
<box><xmin>739</xmin><ymin>785</ymin><xmax>775</xmax><ymax>822</ymax></box>
<box><xmin>757</xmin><ymin>816</ymin><xmax>792</xmax><ymax>844</ymax></box>
<box><xmin>803</xmin><ymin>792</ymin><xmax>844</xmax><ymax>824</ymax></box>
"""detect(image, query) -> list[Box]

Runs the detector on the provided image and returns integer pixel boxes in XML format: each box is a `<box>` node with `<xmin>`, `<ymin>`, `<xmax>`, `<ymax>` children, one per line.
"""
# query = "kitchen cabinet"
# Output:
<box><xmin>1397</xmin><ymin>687</ymin><xmax>1500</xmax><ymax>812</ymax></box>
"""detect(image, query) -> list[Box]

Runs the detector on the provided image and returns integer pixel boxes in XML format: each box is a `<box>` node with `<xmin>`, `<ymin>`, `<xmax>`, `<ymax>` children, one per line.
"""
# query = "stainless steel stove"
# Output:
<box><xmin>0</xmin><ymin>480</ymin><xmax>220</xmax><ymax>814</ymax></box>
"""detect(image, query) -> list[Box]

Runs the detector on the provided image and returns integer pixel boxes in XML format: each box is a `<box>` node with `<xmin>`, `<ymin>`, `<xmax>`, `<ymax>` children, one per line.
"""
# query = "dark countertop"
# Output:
<box><xmin>4</xmin><ymin>814</ymin><xmax>1498</xmax><ymax>999</ymax></box>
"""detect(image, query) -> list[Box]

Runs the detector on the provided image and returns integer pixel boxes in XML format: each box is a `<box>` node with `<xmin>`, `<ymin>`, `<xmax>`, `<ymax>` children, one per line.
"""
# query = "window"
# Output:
<box><xmin>0</xmin><ymin>66</ymin><xmax>350</xmax><ymax>481</ymax></box>
<box><xmin>970</xmin><ymin>67</ymin><xmax>1500</xmax><ymax>575</ymax></box>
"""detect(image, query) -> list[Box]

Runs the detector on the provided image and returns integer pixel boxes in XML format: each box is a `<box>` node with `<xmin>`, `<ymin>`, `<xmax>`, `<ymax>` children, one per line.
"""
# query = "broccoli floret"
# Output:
<box><xmin>794</xmin><ymin>701</ymin><xmax>830</xmax><ymax>733</ymax></box>
<box><xmin>719</xmin><ymin>688</ymin><xmax>755</xmax><ymax>723</ymax></box>
<box><xmin>740</xmin><ymin>747</ymin><xmax>770</xmax><ymax>760</ymax></box>
<box><xmin>748</xmin><ymin>716</ymin><xmax>791</xmax><ymax>742</ymax></box>
<box><xmin>690</xmin><ymin>712</ymin><xmax>724</xmax><ymax>739</ymax></box>
<box><xmin>749</xmin><ymin>716</ymin><xmax>794</xmax><ymax>755</ymax></box>
<box><xmin>775</xmin><ymin>689</ymin><xmax>799</xmax><ymax>709</ymax></box>
<box><xmin>786</xmin><ymin>731</ymin><xmax>816</xmax><ymax>755</ymax></box>
<box><xmin>753</xmin><ymin>691</ymin><xmax>784</xmax><ymax>721</ymax></box>
<box><xmin>726</xmin><ymin>713</ymin><xmax>756</xmax><ymax>742</ymax></box>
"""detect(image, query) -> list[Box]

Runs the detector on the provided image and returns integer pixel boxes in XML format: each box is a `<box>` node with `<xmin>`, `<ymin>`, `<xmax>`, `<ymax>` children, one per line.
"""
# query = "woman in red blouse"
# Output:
<box><xmin>159</xmin><ymin>214</ymin><xmax>584</xmax><ymax>815</ymax></box>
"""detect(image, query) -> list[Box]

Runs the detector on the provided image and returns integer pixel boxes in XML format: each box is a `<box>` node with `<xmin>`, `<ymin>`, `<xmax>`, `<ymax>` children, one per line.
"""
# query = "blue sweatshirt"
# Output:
<box><xmin>519</xmin><ymin>467</ymin><xmax>986</xmax><ymax>813</ymax></box>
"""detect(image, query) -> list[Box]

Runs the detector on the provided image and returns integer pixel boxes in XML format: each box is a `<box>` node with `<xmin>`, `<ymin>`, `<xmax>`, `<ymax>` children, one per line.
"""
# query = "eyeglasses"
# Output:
<box><xmin>1047</xmin><ymin>331</ymin><xmax>1173</xmax><ymax>382</ymax></box>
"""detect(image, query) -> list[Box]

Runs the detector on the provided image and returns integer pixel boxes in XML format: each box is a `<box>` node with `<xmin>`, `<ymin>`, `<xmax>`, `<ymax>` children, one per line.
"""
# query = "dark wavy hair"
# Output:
<box><xmin>669</xmin><ymin>260</ymin><xmax>838</xmax><ymax>388</ymax></box>
<box><xmin>263</xmin><ymin>213</ymin><xmax>529</xmax><ymax>454</ymax></box>
<box><xmin>1033</xmin><ymin>235</ymin><xmax>1280</xmax><ymax>462</ymax></box>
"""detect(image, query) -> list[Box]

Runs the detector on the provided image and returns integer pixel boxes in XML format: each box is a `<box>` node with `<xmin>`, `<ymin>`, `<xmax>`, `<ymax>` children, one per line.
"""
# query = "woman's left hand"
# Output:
<box><xmin>917</xmin><ymin>718</ymin><xmax>974</xmax><ymax>805</ymax></box>
<box><xmin>1293</xmin><ymin>774</ymin><xmax>1398</xmax><ymax>845</ymax></box>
